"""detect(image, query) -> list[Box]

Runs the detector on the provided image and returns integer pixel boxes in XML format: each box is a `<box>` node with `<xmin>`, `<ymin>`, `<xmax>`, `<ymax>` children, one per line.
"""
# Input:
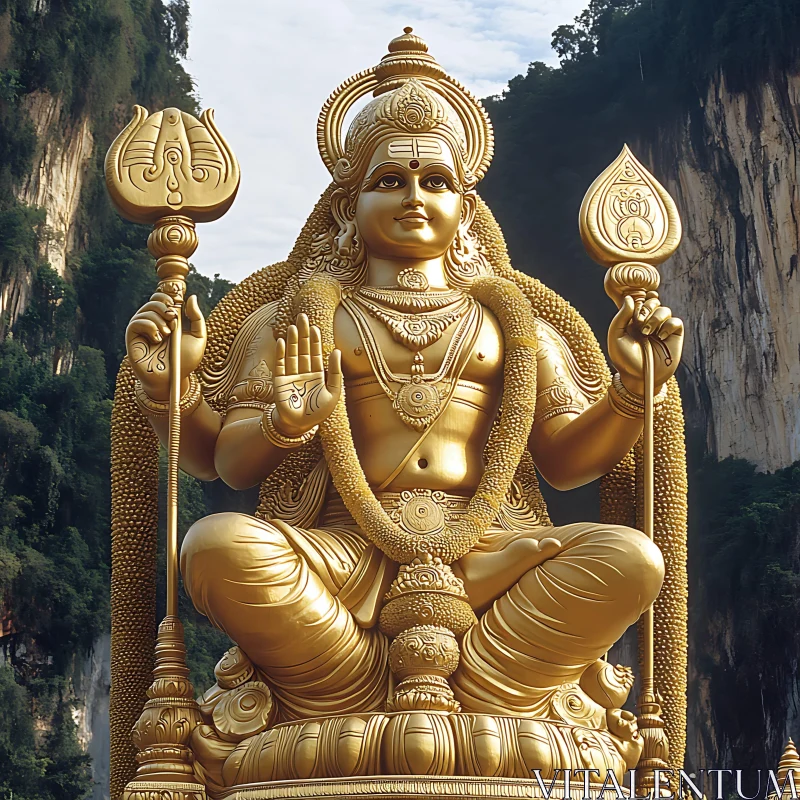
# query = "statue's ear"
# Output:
<box><xmin>461</xmin><ymin>190</ymin><xmax>478</xmax><ymax>229</ymax></box>
<box><xmin>330</xmin><ymin>187</ymin><xmax>358</xmax><ymax>258</ymax></box>
<box><xmin>330</xmin><ymin>187</ymin><xmax>354</xmax><ymax>231</ymax></box>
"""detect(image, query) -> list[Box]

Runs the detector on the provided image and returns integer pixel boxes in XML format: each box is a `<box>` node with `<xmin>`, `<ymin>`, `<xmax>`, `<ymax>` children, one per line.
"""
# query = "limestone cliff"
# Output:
<box><xmin>0</xmin><ymin>92</ymin><xmax>94</xmax><ymax>331</ymax></box>
<box><xmin>644</xmin><ymin>71</ymin><xmax>800</xmax><ymax>473</ymax></box>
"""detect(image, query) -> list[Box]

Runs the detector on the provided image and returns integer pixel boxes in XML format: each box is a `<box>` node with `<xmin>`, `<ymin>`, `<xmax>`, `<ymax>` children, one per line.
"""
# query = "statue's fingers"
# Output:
<box><xmin>185</xmin><ymin>295</ymin><xmax>207</xmax><ymax>339</ymax></box>
<box><xmin>326</xmin><ymin>349</ymin><xmax>343</xmax><ymax>396</ymax></box>
<box><xmin>609</xmin><ymin>295</ymin><xmax>636</xmax><ymax>337</ymax></box>
<box><xmin>640</xmin><ymin>305</ymin><xmax>671</xmax><ymax>335</ymax></box>
<box><xmin>655</xmin><ymin>317</ymin><xmax>683</xmax><ymax>341</ymax></box>
<box><xmin>286</xmin><ymin>324</ymin><xmax>299</xmax><ymax>375</ymax></box>
<box><xmin>310</xmin><ymin>325</ymin><xmax>323</xmax><ymax>372</ymax></box>
<box><xmin>637</xmin><ymin>296</ymin><xmax>661</xmax><ymax>322</ymax></box>
<box><xmin>149</xmin><ymin>292</ymin><xmax>175</xmax><ymax>307</ymax></box>
<box><xmin>274</xmin><ymin>338</ymin><xmax>286</xmax><ymax>377</ymax></box>
<box><xmin>134</xmin><ymin>310</ymin><xmax>171</xmax><ymax>336</ymax></box>
<box><xmin>127</xmin><ymin>319</ymin><xmax>163</xmax><ymax>344</ymax></box>
<box><xmin>138</xmin><ymin>300</ymin><xmax>170</xmax><ymax>318</ymax></box>
<box><xmin>296</xmin><ymin>314</ymin><xmax>311</xmax><ymax>373</ymax></box>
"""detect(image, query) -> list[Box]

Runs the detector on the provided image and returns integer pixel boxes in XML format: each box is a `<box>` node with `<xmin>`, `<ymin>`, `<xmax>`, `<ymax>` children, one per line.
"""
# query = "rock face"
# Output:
<box><xmin>72</xmin><ymin>634</ymin><xmax>111</xmax><ymax>800</ymax></box>
<box><xmin>642</xmin><ymin>71</ymin><xmax>800</xmax><ymax>472</ymax></box>
<box><xmin>1</xmin><ymin>91</ymin><xmax>94</xmax><ymax>330</ymax></box>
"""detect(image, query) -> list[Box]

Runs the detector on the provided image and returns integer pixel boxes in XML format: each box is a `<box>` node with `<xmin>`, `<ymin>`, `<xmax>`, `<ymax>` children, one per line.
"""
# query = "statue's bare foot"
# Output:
<box><xmin>579</xmin><ymin>660</ymin><xmax>635</xmax><ymax>708</ymax></box>
<box><xmin>507</xmin><ymin>536</ymin><xmax>562</xmax><ymax>571</ymax></box>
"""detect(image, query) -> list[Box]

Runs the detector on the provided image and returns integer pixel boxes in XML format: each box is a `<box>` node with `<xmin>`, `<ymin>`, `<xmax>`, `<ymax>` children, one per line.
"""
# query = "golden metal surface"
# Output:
<box><xmin>580</xmin><ymin>147</ymin><xmax>686</xmax><ymax>783</ymax></box>
<box><xmin>217</xmin><ymin>777</ymin><xmax>631</xmax><ymax>800</ymax></box>
<box><xmin>110</xmin><ymin>28</ymin><xmax>689</xmax><ymax>799</ymax></box>
<box><xmin>107</xmin><ymin>105</ymin><xmax>240</xmax><ymax>799</ymax></box>
<box><xmin>106</xmin><ymin>106</ymin><xmax>239</xmax><ymax>224</ymax></box>
<box><xmin>579</xmin><ymin>144</ymin><xmax>681</xmax><ymax>268</ymax></box>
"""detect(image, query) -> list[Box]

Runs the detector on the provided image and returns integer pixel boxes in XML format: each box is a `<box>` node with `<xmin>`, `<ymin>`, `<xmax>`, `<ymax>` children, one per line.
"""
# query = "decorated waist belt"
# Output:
<box><xmin>320</xmin><ymin>488</ymin><xmax>471</xmax><ymax>536</ymax></box>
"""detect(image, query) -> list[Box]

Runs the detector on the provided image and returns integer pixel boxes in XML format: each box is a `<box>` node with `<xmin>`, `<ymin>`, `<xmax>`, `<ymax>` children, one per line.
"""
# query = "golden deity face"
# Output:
<box><xmin>353</xmin><ymin>133</ymin><xmax>470</xmax><ymax>260</ymax></box>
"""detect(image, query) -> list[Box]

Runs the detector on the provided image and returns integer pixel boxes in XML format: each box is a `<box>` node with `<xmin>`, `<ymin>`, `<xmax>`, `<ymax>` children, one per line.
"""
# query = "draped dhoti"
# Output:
<box><xmin>180</xmin><ymin>496</ymin><xmax>664</xmax><ymax>721</ymax></box>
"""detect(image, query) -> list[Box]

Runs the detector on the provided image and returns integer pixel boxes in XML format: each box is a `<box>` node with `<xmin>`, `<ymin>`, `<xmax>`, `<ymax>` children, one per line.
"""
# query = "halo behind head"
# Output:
<box><xmin>317</xmin><ymin>28</ymin><xmax>493</xmax><ymax>184</ymax></box>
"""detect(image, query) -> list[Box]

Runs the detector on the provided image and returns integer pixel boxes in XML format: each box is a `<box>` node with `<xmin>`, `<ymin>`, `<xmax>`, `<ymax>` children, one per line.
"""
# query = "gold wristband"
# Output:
<box><xmin>260</xmin><ymin>404</ymin><xmax>318</xmax><ymax>449</ymax></box>
<box><xmin>135</xmin><ymin>373</ymin><xmax>202</xmax><ymax>418</ymax></box>
<box><xmin>607</xmin><ymin>373</ymin><xmax>666</xmax><ymax>419</ymax></box>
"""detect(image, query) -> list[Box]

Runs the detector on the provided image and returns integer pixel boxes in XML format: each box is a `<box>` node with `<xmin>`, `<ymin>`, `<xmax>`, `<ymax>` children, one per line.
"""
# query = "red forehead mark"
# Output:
<box><xmin>409</xmin><ymin>159</ymin><xmax>420</xmax><ymax>169</ymax></box>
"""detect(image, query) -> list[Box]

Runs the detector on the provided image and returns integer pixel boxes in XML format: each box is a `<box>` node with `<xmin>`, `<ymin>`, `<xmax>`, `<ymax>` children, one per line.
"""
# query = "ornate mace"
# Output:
<box><xmin>105</xmin><ymin>106</ymin><xmax>239</xmax><ymax>800</ymax></box>
<box><xmin>580</xmin><ymin>145</ymin><xmax>682</xmax><ymax>794</ymax></box>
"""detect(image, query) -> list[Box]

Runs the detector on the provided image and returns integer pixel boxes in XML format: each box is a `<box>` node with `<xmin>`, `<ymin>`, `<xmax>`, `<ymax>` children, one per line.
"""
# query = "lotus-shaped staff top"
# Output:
<box><xmin>579</xmin><ymin>144</ymin><xmax>681</xmax><ymax>268</ymax></box>
<box><xmin>105</xmin><ymin>105</ymin><xmax>240</xmax><ymax>225</ymax></box>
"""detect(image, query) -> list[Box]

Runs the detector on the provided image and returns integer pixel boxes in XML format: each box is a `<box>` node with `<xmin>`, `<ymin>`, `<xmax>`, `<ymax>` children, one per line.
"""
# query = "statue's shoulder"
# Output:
<box><xmin>202</xmin><ymin>300</ymin><xmax>281</xmax><ymax>411</ymax></box>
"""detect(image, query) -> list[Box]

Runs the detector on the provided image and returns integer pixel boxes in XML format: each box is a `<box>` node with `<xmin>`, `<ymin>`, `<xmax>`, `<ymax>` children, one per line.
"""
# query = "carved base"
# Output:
<box><xmin>215</xmin><ymin>776</ymin><xmax>630</xmax><ymax>799</ymax></box>
<box><xmin>123</xmin><ymin>779</ymin><xmax>206</xmax><ymax>800</ymax></box>
<box><xmin>636</xmin><ymin>685</ymin><xmax>671</xmax><ymax>796</ymax></box>
<box><xmin>124</xmin><ymin>616</ymin><xmax>206</xmax><ymax>799</ymax></box>
<box><xmin>219</xmin><ymin>710</ymin><xmax>642</xmax><ymax>788</ymax></box>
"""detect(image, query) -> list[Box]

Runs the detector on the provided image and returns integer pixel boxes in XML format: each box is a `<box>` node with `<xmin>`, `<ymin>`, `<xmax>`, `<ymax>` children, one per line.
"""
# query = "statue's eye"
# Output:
<box><xmin>422</xmin><ymin>175</ymin><xmax>450</xmax><ymax>191</ymax></box>
<box><xmin>375</xmin><ymin>174</ymin><xmax>404</xmax><ymax>189</ymax></box>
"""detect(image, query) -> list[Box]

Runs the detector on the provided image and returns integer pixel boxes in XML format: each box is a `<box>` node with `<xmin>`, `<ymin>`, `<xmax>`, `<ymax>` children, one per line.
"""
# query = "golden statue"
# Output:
<box><xmin>107</xmin><ymin>29</ymin><xmax>688</xmax><ymax>800</ymax></box>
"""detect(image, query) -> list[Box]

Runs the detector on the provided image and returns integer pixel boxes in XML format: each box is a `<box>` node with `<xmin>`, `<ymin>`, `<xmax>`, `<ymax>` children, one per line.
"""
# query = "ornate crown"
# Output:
<box><xmin>317</xmin><ymin>28</ymin><xmax>494</xmax><ymax>184</ymax></box>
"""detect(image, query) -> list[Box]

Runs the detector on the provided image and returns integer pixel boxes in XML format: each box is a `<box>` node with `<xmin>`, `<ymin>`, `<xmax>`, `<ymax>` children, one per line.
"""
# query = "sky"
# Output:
<box><xmin>184</xmin><ymin>0</ymin><xmax>587</xmax><ymax>283</ymax></box>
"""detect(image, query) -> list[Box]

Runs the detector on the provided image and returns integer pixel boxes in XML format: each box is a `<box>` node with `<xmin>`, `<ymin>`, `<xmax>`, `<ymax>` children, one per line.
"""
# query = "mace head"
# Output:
<box><xmin>105</xmin><ymin>105</ymin><xmax>240</xmax><ymax>225</ymax></box>
<box><xmin>579</xmin><ymin>144</ymin><xmax>681</xmax><ymax>268</ymax></box>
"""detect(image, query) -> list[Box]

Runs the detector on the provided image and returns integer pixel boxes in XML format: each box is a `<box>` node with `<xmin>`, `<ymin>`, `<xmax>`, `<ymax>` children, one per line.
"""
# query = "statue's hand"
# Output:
<box><xmin>608</xmin><ymin>292</ymin><xmax>684</xmax><ymax>395</ymax></box>
<box><xmin>125</xmin><ymin>292</ymin><xmax>207</xmax><ymax>401</ymax></box>
<box><xmin>272</xmin><ymin>313</ymin><xmax>342</xmax><ymax>436</ymax></box>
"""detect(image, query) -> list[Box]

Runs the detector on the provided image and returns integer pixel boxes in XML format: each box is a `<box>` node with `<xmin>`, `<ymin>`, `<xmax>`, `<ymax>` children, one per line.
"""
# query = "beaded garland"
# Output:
<box><xmin>296</xmin><ymin>273</ymin><xmax>538</xmax><ymax>564</ymax></box>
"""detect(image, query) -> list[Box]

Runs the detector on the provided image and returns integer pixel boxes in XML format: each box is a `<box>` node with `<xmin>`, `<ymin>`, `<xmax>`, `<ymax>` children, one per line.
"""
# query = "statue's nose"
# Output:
<box><xmin>401</xmin><ymin>179</ymin><xmax>424</xmax><ymax>208</ymax></box>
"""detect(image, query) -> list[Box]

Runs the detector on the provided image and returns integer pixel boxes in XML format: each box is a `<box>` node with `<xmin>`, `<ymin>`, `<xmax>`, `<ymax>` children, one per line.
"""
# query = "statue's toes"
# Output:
<box><xmin>539</xmin><ymin>537</ymin><xmax>562</xmax><ymax>559</ymax></box>
<box><xmin>579</xmin><ymin>659</ymin><xmax>634</xmax><ymax>708</ymax></box>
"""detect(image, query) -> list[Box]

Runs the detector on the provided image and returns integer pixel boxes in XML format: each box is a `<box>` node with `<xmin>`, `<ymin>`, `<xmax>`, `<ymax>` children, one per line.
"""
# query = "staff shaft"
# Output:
<box><xmin>642</xmin><ymin>337</ymin><xmax>655</xmax><ymax>686</ymax></box>
<box><xmin>166</xmin><ymin>294</ymin><xmax>184</xmax><ymax>618</ymax></box>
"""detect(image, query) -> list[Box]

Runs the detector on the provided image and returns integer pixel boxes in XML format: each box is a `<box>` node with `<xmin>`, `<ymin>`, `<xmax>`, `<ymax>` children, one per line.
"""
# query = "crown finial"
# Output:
<box><xmin>376</xmin><ymin>28</ymin><xmax>443</xmax><ymax>92</ymax></box>
<box><xmin>387</xmin><ymin>27</ymin><xmax>428</xmax><ymax>54</ymax></box>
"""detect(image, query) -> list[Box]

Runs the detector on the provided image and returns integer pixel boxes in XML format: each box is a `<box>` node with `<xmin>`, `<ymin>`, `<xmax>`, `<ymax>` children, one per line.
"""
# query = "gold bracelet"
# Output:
<box><xmin>135</xmin><ymin>373</ymin><xmax>203</xmax><ymax>418</ymax></box>
<box><xmin>607</xmin><ymin>373</ymin><xmax>666</xmax><ymax>419</ymax></box>
<box><xmin>260</xmin><ymin>404</ymin><xmax>318</xmax><ymax>449</ymax></box>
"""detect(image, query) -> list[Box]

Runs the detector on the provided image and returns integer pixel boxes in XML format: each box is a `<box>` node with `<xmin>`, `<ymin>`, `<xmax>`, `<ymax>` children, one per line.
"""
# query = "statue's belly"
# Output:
<box><xmin>347</xmin><ymin>388</ymin><xmax>496</xmax><ymax>492</ymax></box>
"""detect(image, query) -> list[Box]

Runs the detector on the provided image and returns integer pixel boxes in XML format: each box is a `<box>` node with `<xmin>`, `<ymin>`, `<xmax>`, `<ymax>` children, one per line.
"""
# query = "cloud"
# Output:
<box><xmin>184</xmin><ymin>0</ymin><xmax>585</xmax><ymax>282</ymax></box>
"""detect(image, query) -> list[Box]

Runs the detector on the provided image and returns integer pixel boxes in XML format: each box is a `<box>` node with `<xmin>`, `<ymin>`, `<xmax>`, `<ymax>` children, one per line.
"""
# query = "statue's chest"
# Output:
<box><xmin>334</xmin><ymin>302</ymin><xmax>504</xmax><ymax>388</ymax></box>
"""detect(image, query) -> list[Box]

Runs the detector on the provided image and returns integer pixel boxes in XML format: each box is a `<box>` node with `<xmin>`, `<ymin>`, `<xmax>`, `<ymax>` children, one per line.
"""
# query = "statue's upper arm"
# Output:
<box><xmin>222</xmin><ymin>317</ymin><xmax>278</xmax><ymax>425</ymax></box>
<box><xmin>531</xmin><ymin>319</ymin><xmax>590</xmax><ymax>436</ymax></box>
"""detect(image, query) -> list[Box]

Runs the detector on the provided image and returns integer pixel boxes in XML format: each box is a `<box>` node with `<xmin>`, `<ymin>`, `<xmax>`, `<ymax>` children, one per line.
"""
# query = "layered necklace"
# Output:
<box><xmin>341</xmin><ymin>275</ymin><xmax>482</xmax><ymax>431</ymax></box>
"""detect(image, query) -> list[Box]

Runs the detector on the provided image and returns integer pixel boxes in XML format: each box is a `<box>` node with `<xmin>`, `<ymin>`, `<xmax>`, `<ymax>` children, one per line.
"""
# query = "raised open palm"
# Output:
<box><xmin>272</xmin><ymin>313</ymin><xmax>342</xmax><ymax>436</ymax></box>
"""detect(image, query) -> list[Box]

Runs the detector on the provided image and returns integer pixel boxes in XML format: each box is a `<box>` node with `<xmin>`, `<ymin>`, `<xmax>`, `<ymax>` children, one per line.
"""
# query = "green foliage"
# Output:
<box><xmin>0</xmin><ymin>664</ymin><xmax>45</xmax><ymax>798</ymax></box>
<box><xmin>186</xmin><ymin>266</ymin><xmax>235</xmax><ymax>319</ymax></box>
<box><xmin>0</xmin><ymin>665</ymin><xmax>92</xmax><ymax>800</ymax></box>
<box><xmin>0</xmin><ymin>0</ymin><xmax>208</xmax><ymax>793</ymax></box>
<box><xmin>482</xmin><ymin>0</ymin><xmax>800</xmax><ymax>337</ymax></box>
<box><xmin>0</xmin><ymin>342</ymin><xmax>111</xmax><ymax>668</ymax></box>
<box><xmin>0</xmin><ymin>0</ymin><xmax>197</xmax><ymax>120</ymax></box>
<box><xmin>689</xmin><ymin>458</ymin><xmax>800</xmax><ymax>767</ymax></box>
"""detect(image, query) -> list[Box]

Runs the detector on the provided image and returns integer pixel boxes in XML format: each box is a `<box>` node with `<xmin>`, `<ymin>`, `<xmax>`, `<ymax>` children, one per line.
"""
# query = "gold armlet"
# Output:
<box><xmin>135</xmin><ymin>373</ymin><xmax>202</xmax><ymax>418</ymax></box>
<box><xmin>260</xmin><ymin>404</ymin><xmax>318</xmax><ymax>449</ymax></box>
<box><xmin>607</xmin><ymin>373</ymin><xmax>666</xmax><ymax>419</ymax></box>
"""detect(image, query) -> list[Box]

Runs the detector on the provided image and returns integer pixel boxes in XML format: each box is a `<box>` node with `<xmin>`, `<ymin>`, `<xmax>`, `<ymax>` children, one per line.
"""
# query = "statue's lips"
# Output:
<box><xmin>394</xmin><ymin>213</ymin><xmax>431</xmax><ymax>224</ymax></box>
